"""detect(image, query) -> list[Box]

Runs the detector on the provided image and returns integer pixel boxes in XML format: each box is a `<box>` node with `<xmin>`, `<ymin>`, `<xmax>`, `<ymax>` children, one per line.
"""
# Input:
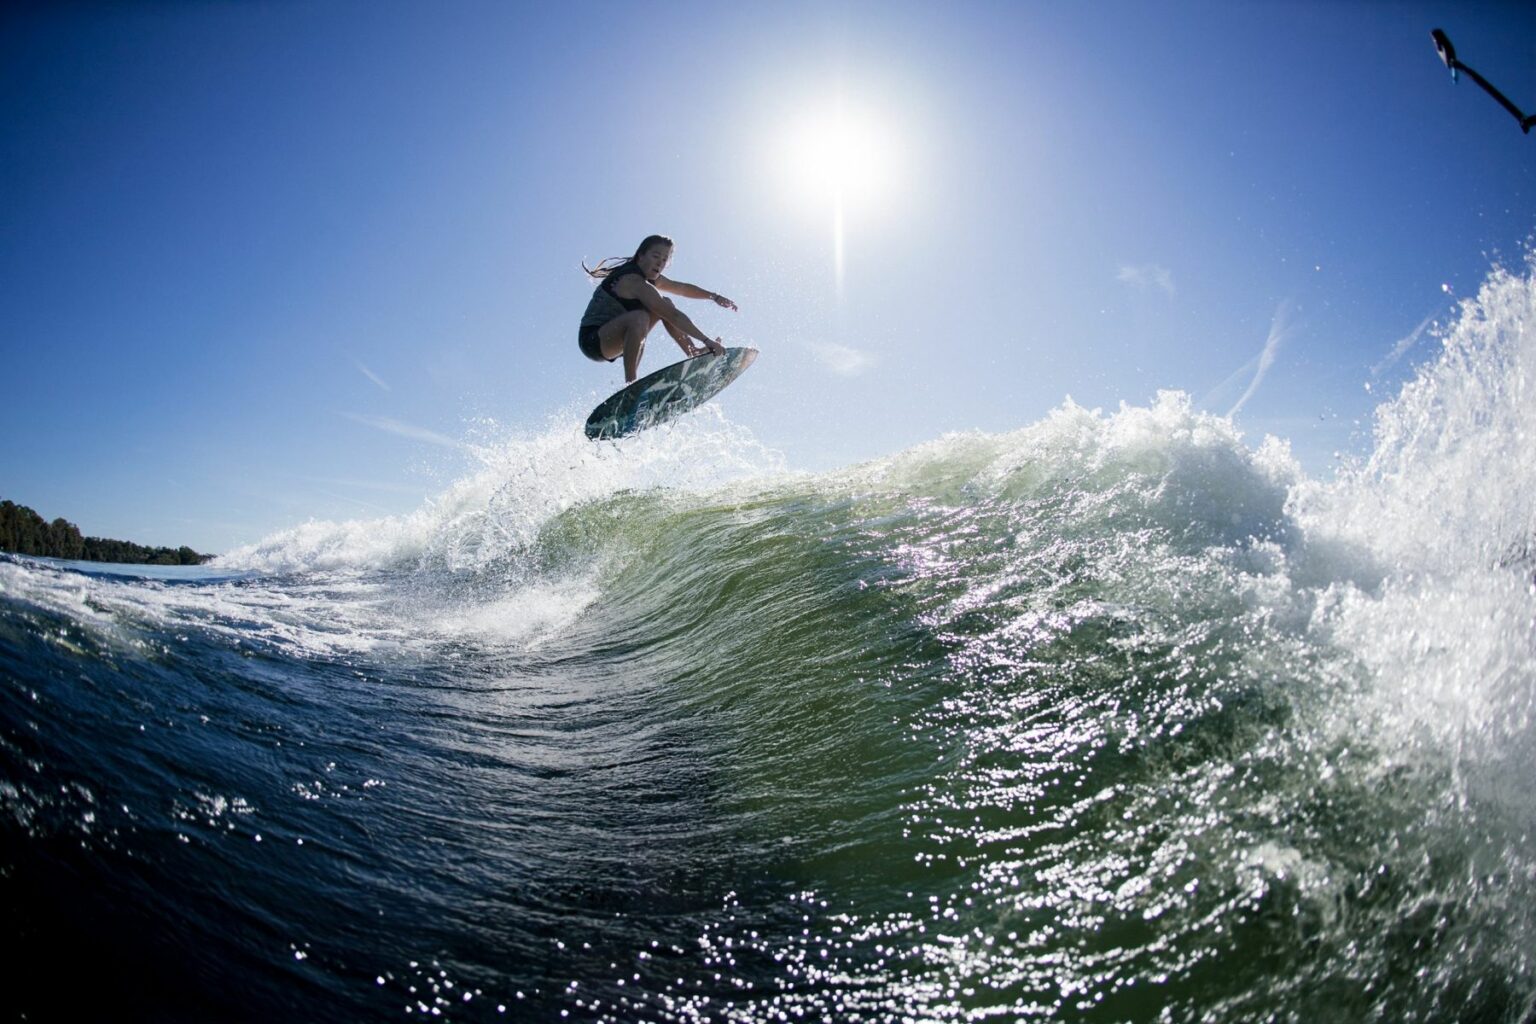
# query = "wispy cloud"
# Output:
<box><xmin>1371</xmin><ymin>308</ymin><xmax>1440</xmax><ymax>377</ymax></box>
<box><xmin>1117</xmin><ymin>263</ymin><xmax>1176</xmax><ymax>297</ymax></box>
<box><xmin>352</xmin><ymin>358</ymin><xmax>392</xmax><ymax>392</ymax></box>
<box><xmin>813</xmin><ymin>342</ymin><xmax>877</xmax><ymax>377</ymax></box>
<box><xmin>341</xmin><ymin>413</ymin><xmax>464</xmax><ymax>450</ymax></box>
<box><xmin>1227</xmin><ymin>301</ymin><xmax>1294</xmax><ymax>417</ymax></box>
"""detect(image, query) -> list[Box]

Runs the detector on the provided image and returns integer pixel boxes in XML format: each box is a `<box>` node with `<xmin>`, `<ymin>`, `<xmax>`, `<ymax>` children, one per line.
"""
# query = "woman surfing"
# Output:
<box><xmin>578</xmin><ymin>235</ymin><xmax>737</xmax><ymax>383</ymax></box>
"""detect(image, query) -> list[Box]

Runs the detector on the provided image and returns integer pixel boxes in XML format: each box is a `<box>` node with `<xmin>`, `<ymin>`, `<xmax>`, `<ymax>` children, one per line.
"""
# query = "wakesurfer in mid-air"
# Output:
<box><xmin>578</xmin><ymin>235</ymin><xmax>736</xmax><ymax>383</ymax></box>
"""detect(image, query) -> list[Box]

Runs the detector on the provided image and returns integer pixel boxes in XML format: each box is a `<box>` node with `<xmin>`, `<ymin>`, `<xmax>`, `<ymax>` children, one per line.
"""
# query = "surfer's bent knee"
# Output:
<box><xmin>598</xmin><ymin>311</ymin><xmax>651</xmax><ymax>360</ymax></box>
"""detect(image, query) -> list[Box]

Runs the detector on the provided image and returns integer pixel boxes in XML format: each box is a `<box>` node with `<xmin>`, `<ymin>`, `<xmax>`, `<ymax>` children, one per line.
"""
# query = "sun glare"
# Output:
<box><xmin>776</xmin><ymin>97</ymin><xmax>899</xmax><ymax>293</ymax></box>
<box><xmin>783</xmin><ymin>106</ymin><xmax>895</xmax><ymax>205</ymax></box>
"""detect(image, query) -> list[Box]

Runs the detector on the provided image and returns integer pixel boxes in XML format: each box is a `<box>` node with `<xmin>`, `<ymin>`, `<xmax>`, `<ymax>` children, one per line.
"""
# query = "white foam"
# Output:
<box><xmin>423</xmin><ymin>576</ymin><xmax>601</xmax><ymax>649</ymax></box>
<box><xmin>219</xmin><ymin>404</ymin><xmax>788</xmax><ymax>574</ymax></box>
<box><xmin>1295</xmin><ymin>259</ymin><xmax>1536</xmax><ymax>574</ymax></box>
<box><xmin>0</xmin><ymin>555</ymin><xmax>420</xmax><ymax>660</ymax></box>
<box><xmin>1297</xmin><ymin>256</ymin><xmax>1536</xmax><ymax>817</ymax></box>
<box><xmin>827</xmin><ymin>390</ymin><xmax>1302</xmax><ymax>551</ymax></box>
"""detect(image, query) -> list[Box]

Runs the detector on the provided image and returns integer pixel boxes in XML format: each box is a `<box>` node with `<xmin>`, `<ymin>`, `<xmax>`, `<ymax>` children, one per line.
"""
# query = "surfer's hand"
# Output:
<box><xmin>705</xmin><ymin>337</ymin><xmax>727</xmax><ymax>356</ymax></box>
<box><xmin>711</xmin><ymin>293</ymin><xmax>738</xmax><ymax>312</ymax></box>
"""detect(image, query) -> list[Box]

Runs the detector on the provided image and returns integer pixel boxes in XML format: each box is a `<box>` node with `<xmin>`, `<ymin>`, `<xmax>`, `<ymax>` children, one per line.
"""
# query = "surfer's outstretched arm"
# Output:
<box><xmin>656</xmin><ymin>275</ymin><xmax>739</xmax><ymax>311</ymax></box>
<box><xmin>634</xmin><ymin>282</ymin><xmax>727</xmax><ymax>357</ymax></box>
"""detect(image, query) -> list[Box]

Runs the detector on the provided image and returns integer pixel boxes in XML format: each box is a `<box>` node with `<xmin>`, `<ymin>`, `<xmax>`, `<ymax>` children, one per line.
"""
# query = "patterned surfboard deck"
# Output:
<box><xmin>585</xmin><ymin>347</ymin><xmax>758</xmax><ymax>440</ymax></box>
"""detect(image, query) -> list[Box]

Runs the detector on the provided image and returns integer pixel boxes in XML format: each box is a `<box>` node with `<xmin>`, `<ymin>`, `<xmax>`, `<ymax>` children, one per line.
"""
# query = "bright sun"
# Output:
<box><xmin>776</xmin><ymin>97</ymin><xmax>900</xmax><ymax>292</ymax></box>
<box><xmin>782</xmin><ymin>104</ymin><xmax>896</xmax><ymax>205</ymax></box>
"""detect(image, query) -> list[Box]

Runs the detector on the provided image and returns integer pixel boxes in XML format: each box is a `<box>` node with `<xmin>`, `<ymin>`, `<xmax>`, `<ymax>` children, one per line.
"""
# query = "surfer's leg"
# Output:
<box><xmin>598</xmin><ymin>311</ymin><xmax>657</xmax><ymax>383</ymax></box>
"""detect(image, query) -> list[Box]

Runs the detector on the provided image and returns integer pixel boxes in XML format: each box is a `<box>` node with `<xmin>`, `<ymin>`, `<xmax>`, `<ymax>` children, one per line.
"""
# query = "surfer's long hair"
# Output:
<box><xmin>583</xmin><ymin>234</ymin><xmax>674</xmax><ymax>279</ymax></box>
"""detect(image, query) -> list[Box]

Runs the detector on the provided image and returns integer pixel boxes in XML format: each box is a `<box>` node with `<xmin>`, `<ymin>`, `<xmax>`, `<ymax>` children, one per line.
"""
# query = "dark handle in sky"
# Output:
<box><xmin>1431</xmin><ymin>28</ymin><xmax>1534</xmax><ymax>135</ymax></box>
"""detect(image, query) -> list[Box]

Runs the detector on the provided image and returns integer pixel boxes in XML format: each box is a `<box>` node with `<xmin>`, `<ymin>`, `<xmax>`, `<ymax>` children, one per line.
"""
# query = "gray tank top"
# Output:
<box><xmin>579</xmin><ymin>266</ymin><xmax>645</xmax><ymax>330</ymax></box>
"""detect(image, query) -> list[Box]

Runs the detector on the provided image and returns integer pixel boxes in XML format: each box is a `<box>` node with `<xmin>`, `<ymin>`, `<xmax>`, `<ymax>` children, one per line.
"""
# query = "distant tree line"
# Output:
<box><xmin>0</xmin><ymin>499</ymin><xmax>210</xmax><ymax>565</ymax></box>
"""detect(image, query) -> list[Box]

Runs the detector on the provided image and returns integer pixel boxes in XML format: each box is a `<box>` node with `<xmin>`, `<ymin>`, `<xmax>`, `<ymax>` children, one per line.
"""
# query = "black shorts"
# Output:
<box><xmin>578</xmin><ymin>324</ymin><xmax>616</xmax><ymax>362</ymax></box>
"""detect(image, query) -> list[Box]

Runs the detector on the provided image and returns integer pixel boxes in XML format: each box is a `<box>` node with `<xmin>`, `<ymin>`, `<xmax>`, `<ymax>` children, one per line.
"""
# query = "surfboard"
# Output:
<box><xmin>585</xmin><ymin>347</ymin><xmax>758</xmax><ymax>440</ymax></box>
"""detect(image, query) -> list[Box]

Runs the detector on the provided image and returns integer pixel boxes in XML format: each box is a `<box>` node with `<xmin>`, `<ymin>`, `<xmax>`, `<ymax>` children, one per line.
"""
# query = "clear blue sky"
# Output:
<box><xmin>2</xmin><ymin>1</ymin><xmax>1532</xmax><ymax>554</ymax></box>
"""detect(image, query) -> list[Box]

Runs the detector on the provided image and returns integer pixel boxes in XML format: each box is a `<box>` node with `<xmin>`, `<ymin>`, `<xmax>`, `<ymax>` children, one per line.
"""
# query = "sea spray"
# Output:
<box><xmin>221</xmin><ymin>402</ymin><xmax>788</xmax><ymax>574</ymax></box>
<box><xmin>1290</xmin><ymin>262</ymin><xmax>1536</xmax><ymax>1014</ymax></box>
<box><xmin>1296</xmin><ymin>259</ymin><xmax>1536</xmax><ymax>574</ymax></box>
